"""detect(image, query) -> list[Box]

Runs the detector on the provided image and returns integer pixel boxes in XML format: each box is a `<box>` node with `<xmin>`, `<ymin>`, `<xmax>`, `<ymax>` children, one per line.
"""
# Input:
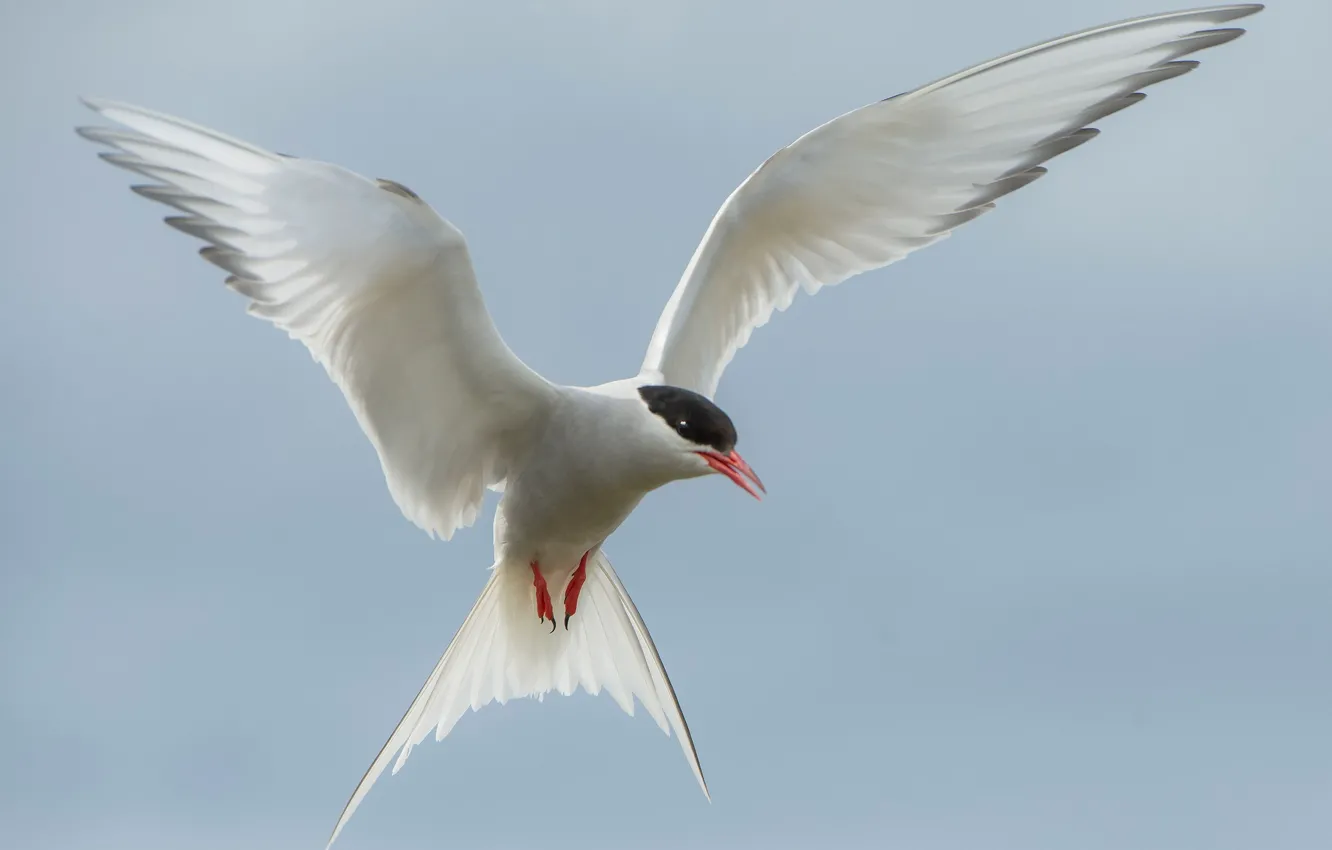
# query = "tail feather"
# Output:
<box><xmin>326</xmin><ymin>551</ymin><xmax>706</xmax><ymax>848</ymax></box>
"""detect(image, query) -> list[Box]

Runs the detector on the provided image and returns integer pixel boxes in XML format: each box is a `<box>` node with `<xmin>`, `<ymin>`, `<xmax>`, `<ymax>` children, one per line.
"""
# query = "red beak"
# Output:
<box><xmin>696</xmin><ymin>450</ymin><xmax>766</xmax><ymax>500</ymax></box>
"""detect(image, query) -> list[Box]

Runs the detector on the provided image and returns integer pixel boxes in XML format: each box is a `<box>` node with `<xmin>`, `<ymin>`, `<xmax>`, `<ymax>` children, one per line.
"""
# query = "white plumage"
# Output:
<box><xmin>82</xmin><ymin>103</ymin><xmax>557</xmax><ymax>541</ymax></box>
<box><xmin>643</xmin><ymin>5</ymin><xmax>1259</xmax><ymax>398</ymax></box>
<box><xmin>75</xmin><ymin>5</ymin><xmax>1261</xmax><ymax>846</ymax></box>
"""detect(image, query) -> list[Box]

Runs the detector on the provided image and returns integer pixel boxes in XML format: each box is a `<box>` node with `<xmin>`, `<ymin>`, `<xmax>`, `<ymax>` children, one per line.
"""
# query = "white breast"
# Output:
<box><xmin>491</xmin><ymin>387</ymin><xmax>666</xmax><ymax>570</ymax></box>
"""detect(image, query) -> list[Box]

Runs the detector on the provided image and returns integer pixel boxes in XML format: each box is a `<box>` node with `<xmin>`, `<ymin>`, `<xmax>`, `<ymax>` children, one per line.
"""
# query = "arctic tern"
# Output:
<box><xmin>76</xmin><ymin>4</ymin><xmax>1261</xmax><ymax>844</ymax></box>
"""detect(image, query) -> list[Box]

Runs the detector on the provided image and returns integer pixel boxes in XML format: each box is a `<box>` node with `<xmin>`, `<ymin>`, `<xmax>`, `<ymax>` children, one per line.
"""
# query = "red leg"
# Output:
<box><xmin>530</xmin><ymin>561</ymin><xmax>554</xmax><ymax>631</ymax></box>
<box><xmin>563</xmin><ymin>551</ymin><xmax>590</xmax><ymax>630</ymax></box>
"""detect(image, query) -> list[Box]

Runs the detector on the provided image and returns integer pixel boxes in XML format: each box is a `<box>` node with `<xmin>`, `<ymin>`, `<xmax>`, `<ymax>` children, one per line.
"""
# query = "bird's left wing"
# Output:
<box><xmin>640</xmin><ymin>5</ymin><xmax>1261</xmax><ymax>398</ymax></box>
<box><xmin>78</xmin><ymin>99</ymin><xmax>558</xmax><ymax>540</ymax></box>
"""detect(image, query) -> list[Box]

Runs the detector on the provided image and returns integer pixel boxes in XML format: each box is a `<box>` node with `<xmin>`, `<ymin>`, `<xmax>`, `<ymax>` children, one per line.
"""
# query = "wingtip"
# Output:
<box><xmin>77</xmin><ymin>96</ymin><xmax>164</xmax><ymax>123</ymax></box>
<box><xmin>1216</xmin><ymin>3</ymin><xmax>1264</xmax><ymax>22</ymax></box>
<box><xmin>78</xmin><ymin>96</ymin><xmax>137</xmax><ymax>124</ymax></box>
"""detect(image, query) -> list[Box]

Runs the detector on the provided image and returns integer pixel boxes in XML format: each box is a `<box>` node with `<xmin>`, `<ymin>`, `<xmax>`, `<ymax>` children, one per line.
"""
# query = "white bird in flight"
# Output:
<box><xmin>77</xmin><ymin>4</ymin><xmax>1260</xmax><ymax>845</ymax></box>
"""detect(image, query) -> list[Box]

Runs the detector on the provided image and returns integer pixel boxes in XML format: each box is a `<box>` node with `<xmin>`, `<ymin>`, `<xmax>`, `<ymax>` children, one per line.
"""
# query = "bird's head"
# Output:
<box><xmin>637</xmin><ymin>384</ymin><xmax>765</xmax><ymax>499</ymax></box>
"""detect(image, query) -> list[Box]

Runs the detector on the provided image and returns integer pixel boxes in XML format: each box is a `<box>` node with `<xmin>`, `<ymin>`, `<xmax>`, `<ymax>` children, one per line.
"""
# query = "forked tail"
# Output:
<box><xmin>326</xmin><ymin>551</ymin><xmax>707</xmax><ymax>847</ymax></box>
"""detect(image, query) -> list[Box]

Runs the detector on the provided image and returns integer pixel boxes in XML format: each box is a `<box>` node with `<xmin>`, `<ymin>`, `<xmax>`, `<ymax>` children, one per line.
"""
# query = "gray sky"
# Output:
<box><xmin>3</xmin><ymin>2</ymin><xmax>1330</xmax><ymax>849</ymax></box>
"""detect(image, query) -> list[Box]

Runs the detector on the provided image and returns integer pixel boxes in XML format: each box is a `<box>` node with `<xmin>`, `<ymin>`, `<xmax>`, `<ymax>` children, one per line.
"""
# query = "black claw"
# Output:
<box><xmin>548</xmin><ymin>617</ymin><xmax>557</xmax><ymax>634</ymax></box>
<box><xmin>563</xmin><ymin>614</ymin><xmax>571</xmax><ymax>630</ymax></box>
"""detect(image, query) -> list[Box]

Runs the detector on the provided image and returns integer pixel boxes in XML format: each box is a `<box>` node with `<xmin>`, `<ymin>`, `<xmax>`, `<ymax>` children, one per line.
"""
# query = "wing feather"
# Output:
<box><xmin>641</xmin><ymin>5</ymin><xmax>1262</xmax><ymax>398</ymax></box>
<box><xmin>79</xmin><ymin>99</ymin><xmax>557</xmax><ymax>540</ymax></box>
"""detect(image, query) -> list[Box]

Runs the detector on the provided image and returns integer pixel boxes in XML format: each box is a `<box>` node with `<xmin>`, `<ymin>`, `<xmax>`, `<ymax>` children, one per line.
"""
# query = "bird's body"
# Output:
<box><xmin>488</xmin><ymin>382</ymin><xmax>696</xmax><ymax>631</ymax></box>
<box><xmin>500</xmin><ymin>384</ymin><xmax>683</xmax><ymax>561</ymax></box>
<box><xmin>76</xmin><ymin>4</ymin><xmax>1262</xmax><ymax>845</ymax></box>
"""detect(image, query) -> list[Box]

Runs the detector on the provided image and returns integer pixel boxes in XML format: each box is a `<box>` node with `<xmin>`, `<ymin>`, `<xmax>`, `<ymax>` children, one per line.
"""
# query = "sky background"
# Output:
<box><xmin>3</xmin><ymin>2</ymin><xmax>1330</xmax><ymax>849</ymax></box>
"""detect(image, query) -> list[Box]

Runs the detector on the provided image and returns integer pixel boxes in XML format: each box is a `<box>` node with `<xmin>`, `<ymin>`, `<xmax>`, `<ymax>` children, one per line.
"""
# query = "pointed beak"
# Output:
<box><xmin>696</xmin><ymin>449</ymin><xmax>766</xmax><ymax>500</ymax></box>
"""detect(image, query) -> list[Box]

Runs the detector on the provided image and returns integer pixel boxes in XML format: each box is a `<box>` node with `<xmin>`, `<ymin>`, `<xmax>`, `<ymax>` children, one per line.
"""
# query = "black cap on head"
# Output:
<box><xmin>638</xmin><ymin>385</ymin><xmax>738</xmax><ymax>454</ymax></box>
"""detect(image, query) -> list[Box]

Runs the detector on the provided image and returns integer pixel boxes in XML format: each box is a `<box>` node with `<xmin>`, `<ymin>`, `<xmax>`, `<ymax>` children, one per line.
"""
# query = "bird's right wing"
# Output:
<box><xmin>78</xmin><ymin>99</ymin><xmax>558</xmax><ymax>540</ymax></box>
<box><xmin>640</xmin><ymin>4</ymin><xmax>1262</xmax><ymax>399</ymax></box>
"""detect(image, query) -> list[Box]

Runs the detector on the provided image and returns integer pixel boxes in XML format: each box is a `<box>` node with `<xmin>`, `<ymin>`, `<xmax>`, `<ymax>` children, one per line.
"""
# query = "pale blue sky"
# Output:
<box><xmin>4</xmin><ymin>2</ymin><xmax>1330</xmax><ymax>849</ymax></box>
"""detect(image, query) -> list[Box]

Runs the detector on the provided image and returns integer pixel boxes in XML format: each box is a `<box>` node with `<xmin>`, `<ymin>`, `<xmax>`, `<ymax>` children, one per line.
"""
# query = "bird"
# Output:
<box><xmin>76</xmin><ymin>3</ymin><xmax>1261</xmax><ymax>845</ymax></box>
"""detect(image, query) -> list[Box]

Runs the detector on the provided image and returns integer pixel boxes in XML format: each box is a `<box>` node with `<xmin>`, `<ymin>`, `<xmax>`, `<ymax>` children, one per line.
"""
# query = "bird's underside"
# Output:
<box><xmin>74</xmin><ymin>4</ymin><xmax>1261</xmax><ymax>847</ymax></box>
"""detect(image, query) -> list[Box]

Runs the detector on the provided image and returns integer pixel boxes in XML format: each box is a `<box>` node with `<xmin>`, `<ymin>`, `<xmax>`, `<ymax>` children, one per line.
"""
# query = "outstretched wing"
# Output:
<box><xmin>79</xmin><ymin>99</ymin><xmax>557</xmax><ymax>540</ymax></box>
<box><xmin>640</xmin><ymin>5</ymin><xmax>1262</xmax><ymax>398</ymax></box>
